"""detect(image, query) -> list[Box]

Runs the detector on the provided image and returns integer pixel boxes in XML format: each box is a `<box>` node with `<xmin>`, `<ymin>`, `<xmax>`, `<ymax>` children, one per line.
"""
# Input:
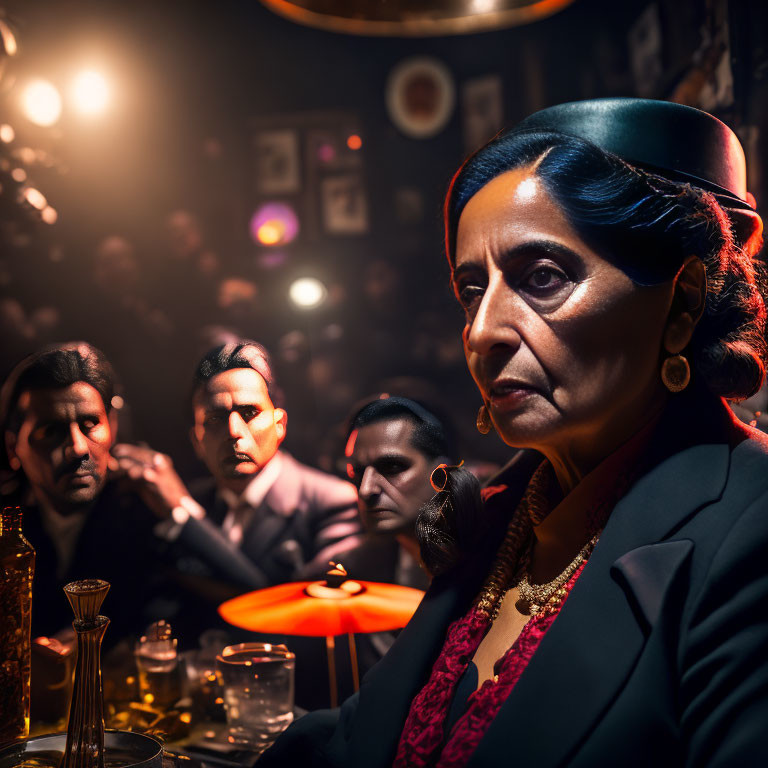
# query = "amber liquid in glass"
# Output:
<box><xmin>0</xmin><ymin>506</ymin><xmax>35</xmax><ymax>743</ymax></box>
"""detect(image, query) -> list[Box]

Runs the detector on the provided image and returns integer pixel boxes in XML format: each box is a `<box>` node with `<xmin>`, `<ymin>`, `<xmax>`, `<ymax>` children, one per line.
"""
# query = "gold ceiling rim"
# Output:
<box><xmin>258</xmin><ymin>0</ymin><xmax>577</xmax><ymax>37</ymax></box>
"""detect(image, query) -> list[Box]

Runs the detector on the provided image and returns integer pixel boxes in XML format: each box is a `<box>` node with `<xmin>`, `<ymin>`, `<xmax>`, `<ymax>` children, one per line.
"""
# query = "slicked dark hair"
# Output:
<box><xmin>1</xmin><ymin>342</ymin><xmax>118</xmax><ymax>457</ymax></box>
<box><xmin>349</xmin><ymin>396</ymin><xmax>457</xmax><ymax>463</ymax></box>
<box><xmin>191</xmin><ymin>340</ymin><xmax>277</xmax><ymax>407</ymax></box>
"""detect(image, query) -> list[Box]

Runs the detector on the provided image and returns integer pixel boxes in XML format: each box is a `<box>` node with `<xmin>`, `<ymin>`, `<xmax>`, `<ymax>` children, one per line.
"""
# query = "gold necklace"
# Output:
<box><xmin>513</xmin><ymin>533</ymin><xmax>599</xmax><ymax>616</ymax></box>
<box><xmin>476</xmin><ymin>463</ymin><xmax>550</xmax><ymax>620</ymax></box>
<box><xmin>475</xmin><ymin>462</ymin><xmax>601</xmax><ymax>622</ymax></box>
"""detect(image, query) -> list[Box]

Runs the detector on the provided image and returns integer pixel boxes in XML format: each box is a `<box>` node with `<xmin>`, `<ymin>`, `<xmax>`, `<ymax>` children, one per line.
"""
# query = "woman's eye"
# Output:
<box><xmin>521</xmin><ymin>265</ymin><xmax>568</xmax><ymax>294</ymax></box>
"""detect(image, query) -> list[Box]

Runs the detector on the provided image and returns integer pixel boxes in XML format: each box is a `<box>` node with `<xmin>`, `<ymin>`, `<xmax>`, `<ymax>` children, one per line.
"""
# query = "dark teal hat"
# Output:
<box><xmin>516</xmin><ymin>98</ymin><xmax>761</xmax><ymax>244</ymax></box>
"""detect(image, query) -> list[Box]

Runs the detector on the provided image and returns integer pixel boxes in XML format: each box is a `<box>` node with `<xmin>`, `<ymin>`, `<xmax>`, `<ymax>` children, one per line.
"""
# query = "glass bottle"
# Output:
<box><xmin>60</xmin><ymin>579</ymin><xmax>110</xmax><ymax>768</ymax></box>
<box><xmin>0</xmin><ymin>506</ymin><xmax>35</xmax><ymax>743</ymax></box>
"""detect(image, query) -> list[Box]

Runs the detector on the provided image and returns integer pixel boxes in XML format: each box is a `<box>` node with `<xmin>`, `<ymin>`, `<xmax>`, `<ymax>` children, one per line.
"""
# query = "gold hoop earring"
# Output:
<box><xmin>661</xmin><ymin>354</ymin><xmax>691</xmax><ymax>393</ymax></box>
<box><xmin>476</xmin><ymin>404</ymin><xmax>493</xmax><ymax>434</ymax></box>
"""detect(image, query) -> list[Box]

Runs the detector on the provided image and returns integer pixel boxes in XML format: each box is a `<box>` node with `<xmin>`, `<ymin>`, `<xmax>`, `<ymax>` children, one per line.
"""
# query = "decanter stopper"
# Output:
<box><xmin>60</xmin><ymin>579</ymin><xmax>111</xmax><ymax>768</ymax></box>
<box><xmin>64</xmin><ymin>578</ymin><xmax>109</xmax><ymax>622</ymax></box>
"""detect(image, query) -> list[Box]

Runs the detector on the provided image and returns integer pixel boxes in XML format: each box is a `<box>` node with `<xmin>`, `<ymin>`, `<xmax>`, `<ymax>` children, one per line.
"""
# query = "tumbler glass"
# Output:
<box><xmin>134</xmin><ymin>621</ymin><xmax>182</xmax><ymax>710</ymax></box>
<box><xmin>215</xmin><ymin>643</ymin><xmax>295</xmax><ymax>750</ymax></box>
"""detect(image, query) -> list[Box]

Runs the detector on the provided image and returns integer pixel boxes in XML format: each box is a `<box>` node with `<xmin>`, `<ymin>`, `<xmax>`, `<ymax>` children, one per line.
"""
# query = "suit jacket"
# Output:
<box><xmin>15</xmin><ymin>481</ymin><xmax>160</xmax><ymax>647</ymax></box>
<box><xmin>158</xmin><ymin>453</ymin><xmax>370</xmax><ymax>658</ymax></box>
<box><xmin>262</xmin><ymin>393</ymin><xmax>768</xmax><ymax>767</ymax></box>
<box><xmin>177</xmin><ymin>452</ymin><xmax>364</xmax><ymax>588</ymax></box>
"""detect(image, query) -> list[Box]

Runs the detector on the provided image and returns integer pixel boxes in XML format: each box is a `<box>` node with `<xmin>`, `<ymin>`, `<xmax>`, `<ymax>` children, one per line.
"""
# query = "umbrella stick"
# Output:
<box><xmin>326</xmin><ymin>635</ymin><xmax>338</xmax><ymax>707</ymax></box>
<box><xmin>348</xmin><ymin>633</ymin><xmax>360</xmax><ymax>692</ymax></box>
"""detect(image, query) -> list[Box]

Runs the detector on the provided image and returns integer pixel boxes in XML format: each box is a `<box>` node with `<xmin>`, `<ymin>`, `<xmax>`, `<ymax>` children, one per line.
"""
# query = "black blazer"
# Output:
<box><xmin>262</xmin><ymin>395</ymin><xmax>768</xmax><ymax>767</ymax></box>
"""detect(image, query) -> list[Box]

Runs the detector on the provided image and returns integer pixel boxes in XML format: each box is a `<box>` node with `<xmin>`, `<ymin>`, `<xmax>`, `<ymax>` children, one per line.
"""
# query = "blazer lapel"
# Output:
<box><xmin>469</xmin><ymin>439</ymin><xmax>731</xmax><ymax>767</ymax></box>
<box><xmin>240</xmin><ymin>458</ymin><xmax>299</xmax><ymax>566</ymax></box>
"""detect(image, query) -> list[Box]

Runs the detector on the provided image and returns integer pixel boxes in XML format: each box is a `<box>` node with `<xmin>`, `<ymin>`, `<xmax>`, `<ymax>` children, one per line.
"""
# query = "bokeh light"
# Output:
<box><xmin>289</xmin><ymin>277</ymin><xmax>327</xmax><ymax>309</ymax></box>
<box><xmin>250</xmin><ymin>202</ymin><xmax>299</xmax><ymax>246</ymax></box>
<box><xmin>72</xmin><ymin>70</ymin><xmax>110</xmax><ymax>115</ymax></box>
<box><xmin>257</xmin><ymin>220</ymin><xmax>285</xmax><ymax>245</ymax></box>
<box><xmin>22</xmin><ymin>80</ymin><xmax>62</xmax><ymax>127</ymax></box>
<box><xmin>317</xmin><ymin>142</ymin><xmax>336</xmax><ymax>163</ymax></box>
<box><xmin>11</xmin><ymin>168</ymin><xmax>26</xmax><ymax>182</ymax></box>
<box><xmin>24</xmin><ymin>187</ymin><xmax>47</xmax><ymax>210</ymax></box>
<box><xmin>41</xmin><ymin>206</ymin><xmax>58</xmax><ymax>225</ymax></box>
<box><xmin>257</xmin><ymin>250</ymin><xmax>288</xmax><ymax>269</ymax></box>
<box><xmin>347</xmin><ymin>134</ymin><xmax>362</xmax><ymax>150</ymax></box>
<box><xmin>0</xmin><ymin>19</ymin><xmax>18</xmax><ymax>57</ymax></box>
<box><xmin>0</xmin><ymin>124</ymin><xmax>15</xmax><ymax>143</ymax></box>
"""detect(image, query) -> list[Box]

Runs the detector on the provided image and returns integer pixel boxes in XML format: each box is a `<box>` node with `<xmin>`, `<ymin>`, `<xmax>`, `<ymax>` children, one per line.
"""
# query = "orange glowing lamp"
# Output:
<box><xmin>219</xmin><ymin>563</ymin><xmax>425</xmax><ymax>706</ymax></box>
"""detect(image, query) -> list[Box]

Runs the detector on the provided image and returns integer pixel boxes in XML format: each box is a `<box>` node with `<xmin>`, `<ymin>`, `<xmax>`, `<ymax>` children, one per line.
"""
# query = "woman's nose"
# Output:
<box><xmin>465</xmin><ymin>280</ymin><xmax>522</xmax><ymax>357</ymax></box>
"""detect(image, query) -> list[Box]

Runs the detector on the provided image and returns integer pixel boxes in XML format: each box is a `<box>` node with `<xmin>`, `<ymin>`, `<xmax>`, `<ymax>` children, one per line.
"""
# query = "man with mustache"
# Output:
<box><xmin>0</xmin><ymin>342</ymin><xmax>158</xmax><ymax>643</ymax></box>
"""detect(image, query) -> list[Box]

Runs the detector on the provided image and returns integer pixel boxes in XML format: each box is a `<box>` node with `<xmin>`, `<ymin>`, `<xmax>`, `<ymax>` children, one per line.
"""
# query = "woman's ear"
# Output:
<box><xmin>663</xmin><ymin>256</ymin><xmax>707</xmax><ymax>354</ymax></box>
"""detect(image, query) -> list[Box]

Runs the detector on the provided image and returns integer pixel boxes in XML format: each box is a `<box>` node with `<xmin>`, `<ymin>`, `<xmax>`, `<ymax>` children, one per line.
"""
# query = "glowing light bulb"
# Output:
<box><xmin>250</xmin><ymin>203</ymin><xmax>299</xmax><ymax>246</ymax></box>
<box><xmin>22</xmin><ymin>80</ymin><xmax>62</xmax><ymax>127</ymax></box>
<box><xmin>289</xmin><ymin>277</ymin><xmax>327</xmax><ymax>309</ymax></box>
<box><xmin>257</xmin><ymin>220</ymin><xmax>286</xmax><ymax>246</ymax></box>
<box><xmin>72</xmin><ymin>70</ymin><xmax>110</xmax><ymax>115</ymax></box>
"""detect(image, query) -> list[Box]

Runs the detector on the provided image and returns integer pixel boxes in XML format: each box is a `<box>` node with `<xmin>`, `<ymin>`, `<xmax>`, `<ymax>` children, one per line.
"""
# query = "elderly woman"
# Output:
<box><xmin>261</xmin><ymin>98</ymin><xmax>768</xmax><ymax>767</ymax></box>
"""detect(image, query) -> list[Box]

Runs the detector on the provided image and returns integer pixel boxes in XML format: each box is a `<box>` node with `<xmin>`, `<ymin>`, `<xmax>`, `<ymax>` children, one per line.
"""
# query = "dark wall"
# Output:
<box><xmin>1</xmin><ymin>0</ymin><xmax>765</xmax><ymax>476</ymax></box>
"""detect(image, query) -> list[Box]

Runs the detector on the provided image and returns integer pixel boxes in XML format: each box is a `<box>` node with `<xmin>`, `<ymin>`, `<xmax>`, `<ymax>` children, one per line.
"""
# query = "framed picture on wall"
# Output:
<box><xmin>321</xmin><ymin>174</ymin><xmax>368</xmax><ymax>234</ymax></box>
<box><xmin>462</xmin><ymin>74</ymin><xmax>503</xmax><ymax>154</ymax></box>
<box><xmin>386</xmin><ymin>56</ymin><xmax>456</xmax><ymax>139</ymax></box>
<box><xmin>254</xmin><ymin>129</ymin><xmax>301</xmax><ymax>194</ymax></box>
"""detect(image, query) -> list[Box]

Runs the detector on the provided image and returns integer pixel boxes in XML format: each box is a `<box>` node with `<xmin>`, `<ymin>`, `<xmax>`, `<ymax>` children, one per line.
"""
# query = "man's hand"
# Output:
<box><xmin>110</xmin><ymin>443</ymin><xmax>191</xmax><ymax>520</ymax></box>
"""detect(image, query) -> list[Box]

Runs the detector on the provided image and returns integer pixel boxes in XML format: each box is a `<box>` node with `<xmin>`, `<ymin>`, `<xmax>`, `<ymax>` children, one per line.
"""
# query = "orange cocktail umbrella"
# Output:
<box><xmin>219</xmin><ymin>565</ymin><xmax>425</xmax><ymax>705</ymax></box>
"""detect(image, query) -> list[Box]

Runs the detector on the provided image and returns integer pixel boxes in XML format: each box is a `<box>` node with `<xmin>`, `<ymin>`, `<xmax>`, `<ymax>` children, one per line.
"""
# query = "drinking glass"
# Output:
<box><xmin>134</xmin><ymin>621</ymin><xmax>182</xmax><ymax>710</ymax></box>
<box><xmin>215</xmin><ymin>643</ymin><xmax>295</xmax><ymax>750</ymax></box>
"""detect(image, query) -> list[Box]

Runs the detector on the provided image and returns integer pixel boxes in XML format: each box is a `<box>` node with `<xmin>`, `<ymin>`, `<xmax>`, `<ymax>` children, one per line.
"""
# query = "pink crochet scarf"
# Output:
<box><xmin>392</xmin><ymin>561</ymin><xmax>585</xmax><ymax>768</ymax></box>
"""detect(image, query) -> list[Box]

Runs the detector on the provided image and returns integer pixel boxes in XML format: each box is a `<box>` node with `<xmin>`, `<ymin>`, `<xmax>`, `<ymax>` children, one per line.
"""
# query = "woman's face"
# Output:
<box><xmin>454</xmin><ymin>167</ymin><xmax>674</xmax><ymax>460</ymax></box>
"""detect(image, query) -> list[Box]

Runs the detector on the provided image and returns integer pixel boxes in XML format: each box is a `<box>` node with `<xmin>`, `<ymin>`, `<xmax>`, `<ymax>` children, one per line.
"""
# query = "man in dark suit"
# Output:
<box><xmin>112</xmin><ymin>340</ymin><xmax>365</xmax><ymax>618</ymax></box>
<box><xmin>344</xmin><ymin>394</ymin><xmax>459</xmax><ymax>591</ymax></box>
<box><xmin>0</xmin><ymin>342</ymin><xmax>159</xmax><ymax>644</ymax></box>
<box><xmin>110</xmin><ymin>341</ymin><xmax>367</xmax><ymax>703</ymax></box>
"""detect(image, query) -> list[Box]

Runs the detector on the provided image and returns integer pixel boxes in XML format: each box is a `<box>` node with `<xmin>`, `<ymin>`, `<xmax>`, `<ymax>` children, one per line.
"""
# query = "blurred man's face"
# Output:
<box><xmin>6</xmin><ymin>383</ymin><xmax>113</xmax><ymax>514</ymax></box>
<box><xmin>347</xmin><ymin>417</ymin><xmax>437</xmax><ymax>537</ymax></box>
<box><xmin>192</xmin><ymin>368</ymin><xmax>286</xmax><ymax>494</ymax></box>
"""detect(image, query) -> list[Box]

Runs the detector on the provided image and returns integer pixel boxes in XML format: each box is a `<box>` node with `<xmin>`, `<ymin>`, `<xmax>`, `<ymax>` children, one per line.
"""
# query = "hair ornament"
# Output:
<box><xmin>430</xmin><ymin>460</ymin><xmax>464</xmax><ymax>493</ymax></box>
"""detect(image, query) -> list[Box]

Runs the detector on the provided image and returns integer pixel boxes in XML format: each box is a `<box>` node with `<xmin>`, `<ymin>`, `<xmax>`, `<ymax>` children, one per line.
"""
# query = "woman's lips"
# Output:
<box><xmin>488</xmin><ymin>382</ymin><xmax>537</xmax><ymax>412</ymax></box>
